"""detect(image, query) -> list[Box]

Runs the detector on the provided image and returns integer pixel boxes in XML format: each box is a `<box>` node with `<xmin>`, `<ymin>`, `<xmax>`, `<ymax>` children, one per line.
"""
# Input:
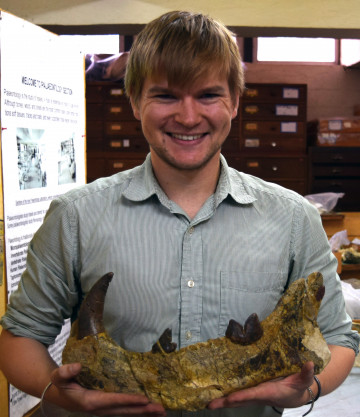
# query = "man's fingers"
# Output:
<box><xmin>51</xmin><ymin>363</ymin><xmax>82</xmax><ymax>384</ymax></box>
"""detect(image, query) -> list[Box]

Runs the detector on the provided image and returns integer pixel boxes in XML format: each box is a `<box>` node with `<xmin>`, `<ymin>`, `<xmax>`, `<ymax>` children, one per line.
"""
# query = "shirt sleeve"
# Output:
<box><xmin>0</xmin><ymin>195</ymin><xmax>81</xmax><ymax>345</ymax></box>
<box><xmin>289</xmin><ymin>198</ymin><xmax>359</xmax><ymax>354</ymax></box>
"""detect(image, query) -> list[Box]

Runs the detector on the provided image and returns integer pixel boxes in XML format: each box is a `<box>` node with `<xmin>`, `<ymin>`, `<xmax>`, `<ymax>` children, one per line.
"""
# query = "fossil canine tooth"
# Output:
<box><xmin>62</xmin><ymin>271</ymin><xmax>331</xmax><ymax>411</ymax></box>
<box><xmin>77</xmin><ymin>272</ymin><xmax>114</xmax><ymax>339</ymax></box>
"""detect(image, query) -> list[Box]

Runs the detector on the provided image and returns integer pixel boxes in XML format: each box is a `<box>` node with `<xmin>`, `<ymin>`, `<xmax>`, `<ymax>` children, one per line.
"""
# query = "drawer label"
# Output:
<box><xmin>328</xmin><ymin>120</ymin><xmax>342</xmax><ymax>130</ymax></box>
<box><xmin>282</xmin><ymin>87</ymin><xmax>299</xmax><ymax>99</ymax></box>
<box><xmin>276</xmin><ymin>104</ymin><xmax>298</xmax><ymax>116</ymax></box>
<box><xmin>110</xmin><ymin>88</ymin><xmax>124</xmax><ymax>96</ymax></box>
<box><xmin>244</xmin><ymin>139</ymin><xmax>260</xmax><ymax>147</ymax></box>
<box><xmin>281</xmin><ymin>121</ymin><xmax>297</xmax><ymax>133</ymax></box>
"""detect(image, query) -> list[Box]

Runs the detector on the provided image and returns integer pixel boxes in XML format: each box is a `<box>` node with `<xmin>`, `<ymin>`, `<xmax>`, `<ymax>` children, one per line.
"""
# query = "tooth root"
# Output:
<box><xmin>77</xmin><ymin>272</ymin><xmax>114</xmax><ymax>339</ymax></box>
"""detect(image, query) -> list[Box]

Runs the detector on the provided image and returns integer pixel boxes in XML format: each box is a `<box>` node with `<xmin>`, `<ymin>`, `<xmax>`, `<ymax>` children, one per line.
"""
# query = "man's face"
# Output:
<box><xmin>131</xmin><ymin>71</ymin><xmax>239</xmax><ymax>172</ymax></box>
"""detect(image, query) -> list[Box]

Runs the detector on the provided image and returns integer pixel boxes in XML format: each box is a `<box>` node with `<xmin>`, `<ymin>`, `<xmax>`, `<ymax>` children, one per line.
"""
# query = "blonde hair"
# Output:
<box><xmin>125</xmin><ymin>10</ymin><xmax>244</xmax><ymax>106</ymax></box>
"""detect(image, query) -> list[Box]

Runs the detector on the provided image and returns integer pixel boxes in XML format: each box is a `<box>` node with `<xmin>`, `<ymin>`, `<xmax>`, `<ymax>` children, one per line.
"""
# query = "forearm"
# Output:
<box><xmin>0</xmin><ymin>329</ymin><xmax>58</xmax><ymax>398</ymax></box>
<box><xmin>312</xmin><ymin>344</ymin><xmax>355</xmax><ymax>398</ymax></box>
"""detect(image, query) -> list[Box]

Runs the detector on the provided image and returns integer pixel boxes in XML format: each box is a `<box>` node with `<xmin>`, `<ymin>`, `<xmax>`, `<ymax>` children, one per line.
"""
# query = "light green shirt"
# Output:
<box><xmin>2</xmin><ymin>154</ymin><xmax>358</xmax><ymax>417</ymax></box>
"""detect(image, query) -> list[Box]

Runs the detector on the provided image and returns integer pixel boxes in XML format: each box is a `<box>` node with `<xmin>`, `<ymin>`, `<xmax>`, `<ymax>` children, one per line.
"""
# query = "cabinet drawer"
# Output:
<box><xmin>275</xmin><ymin>180</ymin><xmax>307</xmax><ymax>195</ymax></box>
<box><xmin>104</xmin><ymin>103</ymin><xmax>134</xmax><ymax>119</ymax></box>
<box><xmin>86</xmin><ymin>120</ymin><xmax>104</xmax><ymax>150</ymax></box>
<box><xmin>241</xmin><ymin>137</ymin><xmax>306</xmax><ymax>153</ymax></box>
<box><xmin>103</xmin><ymin>85</ymin><xmax>127</xmax><ymax>101</ymax></box>
<box><xmin>242</xmin><ymin>157</ymin><xmax>306</xmax><ymax>180</ymax></box>
<box><xmin>87</xmin><ymin>102</ymin><xmax>104</xmax><ymax>119</ymax></box>
<box><xmin>242</xmin><ymin>102</ymin><xmax>306</xmax><ymax>120</ymax></box>
<box><xmin>312</xmin><ymin>165</ymin><xmax>360</xmax><ymax>177</ymax></box>
<box><xmin>105</xmin><ymin>157</ymin><xmax>146</xmax><ymax>175</ymax></box>
<box><xmin>105</xmin><ymin>121</ymin><xmax>143</xmax><ymax>136</ymax></box>
<box><xmin>86</xmin><ymin>83</ymin><xmax>127</xmax><ymax>102</ymax></box>
<box><xmin>310</xmin><ymin>148</ymin><xmax>360</xmax><ymax>164</ymax></box>
<box><xmin>105</xmin><ymin>138</ymin><xmax>148</xmax><ymax>152</ymax></box>
<box><xmin>243</xmin><ymin>84</ymin><xmax>306</xmax><ymax>103</ymax></box>
<box><xmin>86</xmin><ymin>155</ymin><xmax>147</xmax><ymax>182</ymax></box>
<box><xmin>86</xmin><ymin>84</ymin><xmax>105</xmax><ymax>102</ymax></box>
<box><xmin>242</xmin><ymin>121</ymin><xmax>305</xmax><ymax>137</ymax></box>
<box><xmin>86</xmin><ymin>157</ymin><xmax>106</xmax><ymax>182</ymax></box>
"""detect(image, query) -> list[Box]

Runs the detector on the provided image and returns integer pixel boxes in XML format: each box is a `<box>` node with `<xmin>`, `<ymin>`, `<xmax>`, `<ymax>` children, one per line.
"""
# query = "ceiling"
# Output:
<box><xmin>1</xmin><ymin>0</ymin><xmax>360</xmax><ymax>38</ymax></box>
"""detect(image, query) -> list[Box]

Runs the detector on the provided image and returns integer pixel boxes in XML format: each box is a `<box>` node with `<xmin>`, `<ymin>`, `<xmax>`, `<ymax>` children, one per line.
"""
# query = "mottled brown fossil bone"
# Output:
<box><xmin>62</xmin><ymin>272</ymin><xmax>331</xmax><ymax>411</ymax></box>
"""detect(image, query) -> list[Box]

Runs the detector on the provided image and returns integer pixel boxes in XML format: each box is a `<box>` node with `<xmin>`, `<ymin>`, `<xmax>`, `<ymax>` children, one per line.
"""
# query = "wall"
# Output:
<box><xmin>244</xmin><ymin>63</ymin><xmax>360</xmax><ymax>120</ymax></box>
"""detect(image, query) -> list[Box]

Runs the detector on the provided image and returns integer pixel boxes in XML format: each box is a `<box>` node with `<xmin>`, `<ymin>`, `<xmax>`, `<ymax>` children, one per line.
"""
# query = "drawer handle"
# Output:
<box><xmin>331</xmin><ymin>168</ymin><xmax>343</xmax><ymax>174</ymax></box>
<box><xmin>331</xmin><ymin>155</ymin><xmax>344</xmax><ymax>161</ymax></box>
<box><xmin>272</xmin><ymin>166</ymin><xmax>278</xmax><ymax>171</ymax></box>
<box><xmin>271</xmin><ymin>142</ymin><xmax>277</xmax><ymax>147</ymax></box>
<box><xmin>111</xmin><ymin>124</ymin><xmax>122</xmax><ymax>131</ymax></box>
<box><xmin>330</xmin><ymin>181</ymin><xmax>342</xmax><ymax>186</ymax></box>
<box><xmin>113</xmin><ymin>162</ymin><xmax>124</xmax><ymax>169</ymax></box>
<box><xmin>110</xmin><ymin>106</ymin><xmax>123</xmax><ymax>113</ymax></box>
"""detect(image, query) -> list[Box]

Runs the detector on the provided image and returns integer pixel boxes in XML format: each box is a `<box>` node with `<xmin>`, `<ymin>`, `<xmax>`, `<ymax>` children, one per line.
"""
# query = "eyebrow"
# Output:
<box><xmin>147</xmin><ymin>85</ymin><xmax>228</xmax><ymax>95</ymax></box>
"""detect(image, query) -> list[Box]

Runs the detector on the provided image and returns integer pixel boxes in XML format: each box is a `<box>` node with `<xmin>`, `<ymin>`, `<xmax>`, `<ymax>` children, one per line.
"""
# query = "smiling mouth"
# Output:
<box><xmin>169</xmin><ymin>133</ymin><xmax>205</xmax><ymax>141</ymax></box>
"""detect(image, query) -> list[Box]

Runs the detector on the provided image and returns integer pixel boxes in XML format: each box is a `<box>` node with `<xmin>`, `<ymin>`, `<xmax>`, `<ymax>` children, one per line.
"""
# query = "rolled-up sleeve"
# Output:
<box><xmin>290</xmin><ymin>199</ymin><xmax>359</xmax><ymax>354</ymax></box>
<box><xmin>1</xmin><ymin>195</ymin><xmax>81</xmax><ymax>345</ymax></box>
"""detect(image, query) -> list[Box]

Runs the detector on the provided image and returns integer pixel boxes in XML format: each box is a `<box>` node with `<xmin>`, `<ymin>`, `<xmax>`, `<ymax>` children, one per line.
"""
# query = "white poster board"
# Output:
<box><xmin>0</xmin><ymin>10</ymin><xmax>86</xmax><ymax>417</ymax></box>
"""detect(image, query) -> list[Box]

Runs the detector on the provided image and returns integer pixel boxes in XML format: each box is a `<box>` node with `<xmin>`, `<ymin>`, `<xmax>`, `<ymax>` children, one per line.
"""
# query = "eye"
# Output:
<box><xmin>201</xmin><ymin>93</ymin><xmax>220</xmax><ymax>99</ymax></box>
<box><xmin>155</xmin><ymin>93</ymin><xmax>176</xmax><ymax>100</ymax></box>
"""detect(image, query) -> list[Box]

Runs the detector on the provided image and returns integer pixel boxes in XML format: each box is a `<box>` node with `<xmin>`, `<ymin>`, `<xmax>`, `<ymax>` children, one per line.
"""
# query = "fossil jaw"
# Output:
<box><xmin>62</xmin><ymin>272</ymin><xmax>331</xmax><ymax>411</ymax></box>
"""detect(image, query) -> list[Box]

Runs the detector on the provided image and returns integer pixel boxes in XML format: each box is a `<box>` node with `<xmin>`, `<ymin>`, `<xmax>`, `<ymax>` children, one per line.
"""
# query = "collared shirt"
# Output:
<box><xmin>2</xmin><ymin>154</ymin><xmax>359</xmax><ymax>417</ymax></box>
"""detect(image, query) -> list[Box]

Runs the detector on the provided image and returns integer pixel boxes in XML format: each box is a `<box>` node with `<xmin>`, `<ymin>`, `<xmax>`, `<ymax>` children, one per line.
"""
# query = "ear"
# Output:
<box><xmin>231</xmin><ymin>94</ymin><xmax>240</xmax><ymax>119</ymax></box>
<box><xmin>130</xmin><ymin>96</ymin><xmax>141</xmax><ymax>120</ymax></box>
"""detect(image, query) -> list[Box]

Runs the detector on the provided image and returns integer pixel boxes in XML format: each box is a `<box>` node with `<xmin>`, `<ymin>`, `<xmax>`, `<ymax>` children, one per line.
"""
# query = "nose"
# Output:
<box><xmin>174</xmin><ymin>97</ymin><xmax>201</xmax><ymax>127</ymax></box>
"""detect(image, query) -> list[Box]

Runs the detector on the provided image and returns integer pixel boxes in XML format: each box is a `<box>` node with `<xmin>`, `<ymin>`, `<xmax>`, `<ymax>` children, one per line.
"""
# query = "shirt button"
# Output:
<box><xmin>185</xmin><ymin>330</ymin><xmax>192</xmax><ymax>340</ymax></box>
<box><xmin>188</xmin><ymin>226</ymin><xmax>195</xmax><ymax>234</ymax></box>
<box><xmin>187</xmin><ymin>280</ymin><xmax>195</xmax><ymax>288</ymax></box>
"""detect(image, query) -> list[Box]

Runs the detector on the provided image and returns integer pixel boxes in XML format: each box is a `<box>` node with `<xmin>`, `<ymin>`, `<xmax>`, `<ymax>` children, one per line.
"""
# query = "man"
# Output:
<box><xmin>0</xmin><ymin>10</ymin><xmax>358</xmax><ymax>417</ymax></box>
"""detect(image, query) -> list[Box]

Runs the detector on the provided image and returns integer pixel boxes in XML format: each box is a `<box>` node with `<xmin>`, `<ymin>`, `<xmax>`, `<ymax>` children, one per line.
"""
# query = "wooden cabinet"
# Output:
<box><xmin>229</xmin><ymin>83</ymin><xmax>308</xmax><ymax>194</ymax></box>
<box><xmin>86</xmin><ymin>81</ymin><xmax>147</xmax><ymax>183</ymax></box>
<box><xmin>308</xmin><ymin>147</ymin><xmax>360</xmax><ymax>211</ymax></box>
<box><xmin>85</xmin><ymin>81</ymin><xmax>308</xmax><ymax>196</ymax></box>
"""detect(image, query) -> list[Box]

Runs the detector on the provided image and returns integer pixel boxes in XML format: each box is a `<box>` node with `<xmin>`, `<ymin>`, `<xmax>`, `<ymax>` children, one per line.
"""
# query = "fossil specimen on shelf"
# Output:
<box><xmin>62</xmin><ymin>271</ymin><xmax>330</xmax><ymax>411</ymax></box>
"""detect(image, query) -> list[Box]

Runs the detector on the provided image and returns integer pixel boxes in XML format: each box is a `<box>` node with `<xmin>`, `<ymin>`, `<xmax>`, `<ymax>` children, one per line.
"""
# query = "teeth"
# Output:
<box><xmin>171</xmin><ymin>133</ymin><xmax>203</xmax><ymax>141</ymax></box>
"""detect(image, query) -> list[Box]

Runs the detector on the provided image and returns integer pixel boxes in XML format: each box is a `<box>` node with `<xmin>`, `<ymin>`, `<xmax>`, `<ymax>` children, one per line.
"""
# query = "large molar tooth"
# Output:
<box><xmin>226</xmin><ymin>313</ymin><xmax>263</xmax><ymax>345</ymax></box>
<box><xmin>77</xmin><ymin>272</ymin><xmax>114</xmax><ymax>339</ymax></box>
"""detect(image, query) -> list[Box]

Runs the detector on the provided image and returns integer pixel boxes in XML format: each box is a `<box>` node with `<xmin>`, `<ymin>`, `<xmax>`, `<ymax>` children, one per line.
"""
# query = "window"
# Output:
<box><xmin>340</xmin><ymin>39</ymin><xmax>360</xmax><ymax>66</ymax></box>
<box><xmin>256</xmin><ymin>37</ymin><xmax>337</xmax><ymax>63</ymax></box>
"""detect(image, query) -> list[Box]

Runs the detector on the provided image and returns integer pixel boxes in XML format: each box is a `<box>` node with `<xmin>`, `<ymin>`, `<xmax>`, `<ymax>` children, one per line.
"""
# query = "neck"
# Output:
<box><xmin>151</xmin><ymin>153</ymin><xmax>221</xmax><ymax>219</ymax></box>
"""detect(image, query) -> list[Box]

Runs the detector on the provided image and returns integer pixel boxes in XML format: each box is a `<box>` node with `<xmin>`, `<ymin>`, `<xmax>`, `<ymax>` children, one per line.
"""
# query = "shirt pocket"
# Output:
<box><xmin>219</xmin><ymin>270</ymin><xmax>286</xmax><ymax>336</ymax></box>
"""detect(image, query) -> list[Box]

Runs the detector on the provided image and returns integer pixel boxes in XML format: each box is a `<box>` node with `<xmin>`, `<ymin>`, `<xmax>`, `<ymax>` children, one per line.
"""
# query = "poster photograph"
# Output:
<box><xmin>0</xmin><ymin>10</ymin><xmax>86</xmax><ymax>417</ymax></box>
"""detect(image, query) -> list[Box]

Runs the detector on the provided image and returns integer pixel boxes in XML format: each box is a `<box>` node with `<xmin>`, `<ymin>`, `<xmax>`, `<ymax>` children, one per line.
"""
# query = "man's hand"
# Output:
<box><xmin>208</xmin><ymin>362</ymin><xmax>315</xmax><ymax>410</ymax></box>
<box><xmin>47</xmin><ymin>363</ymin><xmax>167</xmax><ymax>416</ymax></box>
